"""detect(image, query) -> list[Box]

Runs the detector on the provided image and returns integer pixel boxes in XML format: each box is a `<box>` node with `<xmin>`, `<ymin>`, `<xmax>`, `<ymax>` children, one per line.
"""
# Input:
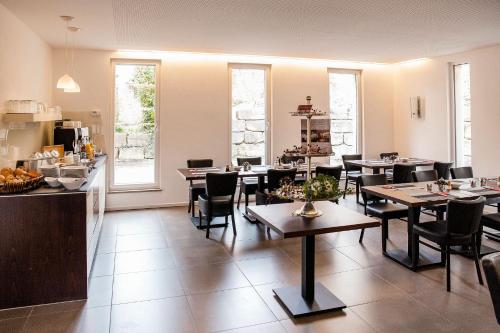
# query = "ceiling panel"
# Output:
<box><xmin>1</xmin><ymin>0</ymin><xmax>500</xmax><ymax>62</ymax></box>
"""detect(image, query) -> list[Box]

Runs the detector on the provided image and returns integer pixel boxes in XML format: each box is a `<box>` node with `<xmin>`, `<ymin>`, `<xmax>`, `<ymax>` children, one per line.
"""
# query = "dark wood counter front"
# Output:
<box><xmin>0</xmin><ymin>156</ymin><xmax>106</xmax><ymax>309</ymax></box>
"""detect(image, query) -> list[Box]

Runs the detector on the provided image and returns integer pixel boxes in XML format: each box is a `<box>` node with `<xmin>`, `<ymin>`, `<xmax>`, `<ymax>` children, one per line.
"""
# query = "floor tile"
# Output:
<box><xmin>0</xmin><ymin>306</ymin><xmax>31</xmax><ymax>321</ymax></box>
<box><xmin>91</xmin><ymin>253</ymin><xmax>115</xmax><ymax>277</ymax></box>
<box><xmin>117</xmin><ymin>219</ymin><xmax>162</xmax><ymax>236</ymax></box>
<box><xmin>96</xmin><ymin>236</ymin><xmax>117</xmax><ymax>254</ymax></box>
<box><xmin>317</xmin><ymin>269</ymin><xmax>405</xmax><ymax>306</ymax></box>
<box><xmin>0</xmin><ymin>318</ymin><xmax>26</xmax><ymax>333</ymax></box>
<box><xmin>288</xmin><ymin>248</ymin><xmax>362</xmax><ymax>276</ymax></box>
<box><xmin>87</xmin><ymin>276</ymin><xmax>113</xmax><ymax>308</ymax></box>
<box><xmin>223</xmin><ymin>239</ymin><xmax>285</xmax><ymax>261</ymax></box>
<box><xmin>112</xmin><ymin>269</ymin><xmax>184</xmax><ymax>304</ymax></box>
<box><xmin>223</xmin><ymin>321</ymin><xmax>286</xmax><ymax>333</ymax></box>
<box><xmin>236</xmin><ymin>256</ymin><xmax>301</xmax><ymax>285</ymax></box>
<box><xmin>351</xmin><ymin>296</ymin><xmax>456</xmax><ymax>333</ymax></box>
<box><xmin>110</xmin><ymin>297</ymin><xmax>196</xmax><ymax>333</ymax></box>
<box><xmin>114</xmin><ymin>248</ymin><xmax>176</xmax><ymax>274</ymax></box>
<box><xmin>172</xmin><ymin>243</ymin><xmax>233</xmax><ymax>267</ymax></box>
<box><xmin>280</xmin><ymin>309</ymin><xmax>375</xmax><ymax>333</ymax></box>
<box><xmin>253</xmin><ymin>282</ymin><xmax>301</xmax><ymax>321</ymax></box>
<box><xmin>179</xmin><ymin>263</ymin><xmax>250</xmax><ymax>294</ymax></box>
<box><xmin>23</xmin><ymin>306</ymin><xmax>110</xmax><ymax>333</ymax></box>
<box><xmin>187</xmin><ymin>287</ymin><xmax>276</xmax><ymax>332</ymax></box>
<box><xmin>115</xmin><ymin>234</ymin><xmax>167</xmax><ymax>252</ymax></box>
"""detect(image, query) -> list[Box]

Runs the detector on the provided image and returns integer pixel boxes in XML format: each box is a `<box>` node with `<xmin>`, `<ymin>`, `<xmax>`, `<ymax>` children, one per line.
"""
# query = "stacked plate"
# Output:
<box><xmin>40</xmin><ymin>165</ymin><xmax>60</xmax><ymax>178</ymax></box>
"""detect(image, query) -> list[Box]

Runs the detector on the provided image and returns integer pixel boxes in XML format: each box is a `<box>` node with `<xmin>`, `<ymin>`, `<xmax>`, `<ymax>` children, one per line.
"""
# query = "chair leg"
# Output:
<box><xmin>225</xmin><ymin>215</ymin><xmax>228</xmax><ymax>227</ymax></box>
<box><xmin>440</xmin><ymin>245</ymin><xmax>446</xmax><ymax>265</ymax></box>
<box><xmin>355</xmin><ymin>179</ymin><xmax>360</xmax><ymax>204</ymax></box>
<box><xmin>206</xmin><ymin>215</ymin><xmax>212</xmax><ymax>238</ymax></box>
<box><xmin>188</xmin><ymin>199</ymin><xmax>192</xmax><ymax>213</ymax></box>
<box><xmin>446</xmin><ymin>245</ymin><xmax>451</xmax><ymax>292</ymax></box>
<box><xmin>471</xmin><ymin>235</ymin><xmax>484</xmax><ymax>285</ymax></box>
<box><xmin>231</xmin><ymin>212</ymin><xmax>237</xmax><ymax>236</ymax></box>
<box><xmin>245</xmin><ymin>193</ymin><xmax>249</xmax><ymax>209</ymax></box>
<box><xmin>359</xmin><ymin>228</ymin><xmax>365</xmax><ymax>243</ymax></box>
<box><xmin>343</xmin><ymin>173</ymin><xmax>348</xmax><ymax>199</ymax></box>
<box><xmin>191</xmin><ymin>199</ymin><xmax>196</xmax><ymax>218</ymax></box>
<box><xmin>382</xmin><ymin>218</ymin><xmax>389</xmax><ymax>253</ymax></box>
<box><xmin>237</xmin><ymin>188</ymin><xmax>242</xmax><ymax>210</ymax></box>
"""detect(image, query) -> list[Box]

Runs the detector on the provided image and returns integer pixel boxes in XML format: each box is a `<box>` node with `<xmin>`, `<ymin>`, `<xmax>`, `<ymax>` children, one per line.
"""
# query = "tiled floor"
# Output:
<box><xmin>1</xmin><ymin>195</ymin><xmax>499</xmax><ymax>333</ymax></box>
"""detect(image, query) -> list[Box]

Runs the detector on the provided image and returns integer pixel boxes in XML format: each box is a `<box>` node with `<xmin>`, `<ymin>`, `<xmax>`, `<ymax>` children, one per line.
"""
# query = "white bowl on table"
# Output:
<box><xmin>44</xmin><ymin>177</ymin><xmax>61</xmax><ymax>188</ymax></box>
<box><xmin>58</xmin><ymin>177</ymin><xmax>86</xmax><ymax>190</ymax></box>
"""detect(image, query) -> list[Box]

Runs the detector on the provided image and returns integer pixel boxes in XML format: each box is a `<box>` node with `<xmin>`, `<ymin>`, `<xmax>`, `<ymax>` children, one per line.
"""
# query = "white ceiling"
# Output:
<box><xmin>2</xmin><ymin>0</ymin><xmax>500</xmax><ymax>63</ymax></box>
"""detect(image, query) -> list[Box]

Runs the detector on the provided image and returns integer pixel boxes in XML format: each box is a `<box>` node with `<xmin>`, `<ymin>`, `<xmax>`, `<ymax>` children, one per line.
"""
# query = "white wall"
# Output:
<box><xmin>52</xmin><ymin>49</ymin><xmax>395</xmax><ymax>209</ymax></box>
<box><xmin>0</xmin><ymin>4</ymin><xmax>53</xmax><ymax>160</ymax></box>
<box><xmin>393</xmin><ymin>44</ymin><xmax>500</xmax><ymax>177</ymax></box>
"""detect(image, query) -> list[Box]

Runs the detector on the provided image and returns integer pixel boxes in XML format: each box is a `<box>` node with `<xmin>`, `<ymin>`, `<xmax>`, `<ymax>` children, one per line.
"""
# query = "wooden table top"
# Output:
<box><xmin>344</xmin><ymin>158</ymin><xmax>434</xmax><ymax>170</ymax></box>
<box><xmin>177</xmin><ymin>165</ymin><xmax>309</xmax><ymax>181</ymax></box>
<box><xmin>362</xmin><ymin>181</ymin><xmax>500</xmax><ymax>207</ymax></box>
<box><xmin>247</xmin><ymin>201</ymin><xmax>380</xmax><ymax>238</ymax></box>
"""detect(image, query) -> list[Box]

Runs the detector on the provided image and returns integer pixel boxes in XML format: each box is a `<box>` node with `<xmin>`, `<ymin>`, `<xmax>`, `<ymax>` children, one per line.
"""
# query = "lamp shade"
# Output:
<box><xmin>56</xmin><ymin>74</ymin><xmax>77</xmax><ymax>89</ymax></box>
<box><xmin>64</xmin><ymin>81</ymin><xmax>80</xmax><ymax>93</ymax></box>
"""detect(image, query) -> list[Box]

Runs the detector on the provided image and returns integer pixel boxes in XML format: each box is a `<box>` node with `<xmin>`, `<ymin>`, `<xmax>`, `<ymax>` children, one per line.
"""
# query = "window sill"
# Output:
<box><xmin>108</xmin><ymin>187</ymin><xmax>162</xmax><ymax>194</ymax></box>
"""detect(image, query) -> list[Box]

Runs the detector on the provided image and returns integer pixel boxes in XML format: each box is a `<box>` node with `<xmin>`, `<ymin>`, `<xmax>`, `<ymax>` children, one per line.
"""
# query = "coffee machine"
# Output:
<box><xmin>54</xmin><ymin>127</ymin><xmax>89</xmax><ymax>152</ymax></box>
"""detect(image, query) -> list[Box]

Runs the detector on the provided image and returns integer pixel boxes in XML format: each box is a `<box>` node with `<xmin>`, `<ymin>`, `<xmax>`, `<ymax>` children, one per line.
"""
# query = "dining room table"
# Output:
<box><xmin>248</xmin><ymin>201</ymin><xmax>379</xmax><ymax>317</ymax></box>
<box><xmin>177</xmin><ymin>164</ymin><xmax>313</xmax><ymax>225</ymax></box>
<box><xmin>362</xmin><ymin>179</ymin><xmax>500</xmax><ymax>271</ymax></box>
<box><xmin>344</xmin><ymin>157</ymin><xmax>435</xmax><ymax>174</ymax></box>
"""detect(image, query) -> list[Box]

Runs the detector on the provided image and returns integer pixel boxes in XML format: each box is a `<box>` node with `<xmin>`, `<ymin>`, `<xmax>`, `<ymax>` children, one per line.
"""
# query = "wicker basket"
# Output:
<box><xmin>0</xmin><ymin>176</ymin><xmax>44</xmax><ymax>194</ymax></box>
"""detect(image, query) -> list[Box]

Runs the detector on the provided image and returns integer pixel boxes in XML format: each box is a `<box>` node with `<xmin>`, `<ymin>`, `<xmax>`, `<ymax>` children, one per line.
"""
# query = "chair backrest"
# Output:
<box><xmin>380</xmin><ymin>152</ymin><xmax>399</xmax><ymax>159</ymax></box>
<box><xmin>450</xmin><ymin>166</ymin><xmax>473</xmax><ymax>179</ymax></box>
<box><xmin>187</xmin><ymin>159</ymin><xmax>213</xmax><ymax>168</ymax></box>
<box><xmin>205</xmin><ymin>172</ymin><xmax>238</xmax><ymax>197</ymax></box>
<box><xmin>315</xmin><ymin>165</ymin><xmax>342</xmax><ymax>181</ymax></box>
<box><xmin>392</xmin><ymin>164</ymin><xmax>416</xmax><ymax>184</ymax></box>
<box><xmin>446</xmin><ymin>196</ymin><xmax>485</xmax><ymax>236</ymax></box>
<box><xmin>342</xmin><ymin>154</ymin><xmax>362</xmax><ymax>173</ymax></box>
<box><xmin>267</xmin><ymin>168</ymin><xmax>297</xmax><ymax>191</ymax></box>
<box><xmin>412</xmin><ymin>170</ymin><xmax>438</xmax><ymax>182</ymax></box>
<box><xmin>237</xmin><ymin>157</ymin><xmax>262</xmax><ymax>166</ymax></box>
<box><xmin>433</xmin><ymin>162</ymin><xmax>453</xmax><ymax>180</ymax></box>
<box><xmin>482</xmin><ymin>252</ymin><xmax>500</xmax><ymax>324</ymax></box>
<box><xmin>359</xmin><ymin>174</ymin><xmax>387</xmax><ymax>203</ymax></box>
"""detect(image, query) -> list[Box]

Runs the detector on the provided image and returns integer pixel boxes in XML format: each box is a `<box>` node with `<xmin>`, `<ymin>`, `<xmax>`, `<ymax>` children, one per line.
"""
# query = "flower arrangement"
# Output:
<box><xmin>270</xmin><ymin>174</ymin><xmax>348</xmax><ymax>217</ymax></box>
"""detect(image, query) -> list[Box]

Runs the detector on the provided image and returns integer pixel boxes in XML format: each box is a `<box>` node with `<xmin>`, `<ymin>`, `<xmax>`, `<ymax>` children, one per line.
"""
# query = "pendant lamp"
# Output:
<box><xmin>56</xmin><ymin>16</ymin><xmax>77</xmax><ymax>90</ymax></box>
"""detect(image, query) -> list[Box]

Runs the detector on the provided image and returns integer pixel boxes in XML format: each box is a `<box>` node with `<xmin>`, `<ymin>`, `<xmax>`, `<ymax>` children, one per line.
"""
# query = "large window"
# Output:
<box><xmin>230</xmin><ymin>65</ymin><xmax>269</xmax><ymax>165</ymax></box>
<box><xmin>328</xmin><ymin>69</ymin><xmax>361</xmax><ymax>164</ymax></box>
<box><xmin>453</xmin><ymin>63</ymin><xmax>471</xmax><ymax>167</ymax></box>
<box><xmin>111</xmin><ymin>60</ymin><xmax>160</xmax><ymax>190</ymax></box>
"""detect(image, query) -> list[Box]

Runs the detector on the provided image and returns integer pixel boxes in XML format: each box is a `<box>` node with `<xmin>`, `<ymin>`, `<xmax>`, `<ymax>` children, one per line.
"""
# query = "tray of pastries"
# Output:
<box><xmin>0</xmin><ymin>167</ymin><xmax>44</xmax><ymax>194</ymax></box>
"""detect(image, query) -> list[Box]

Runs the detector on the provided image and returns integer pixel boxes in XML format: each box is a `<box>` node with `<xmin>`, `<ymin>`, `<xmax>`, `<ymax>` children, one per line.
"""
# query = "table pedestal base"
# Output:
<box><xmin>384</xmin><ymin>249</ymin><xmax>444</xmax><ymax>271</ymax></box>
<box><xmin>273</xmin><ymin>283</ymin><xmax>346</xmax><ymax>318</ymax></box>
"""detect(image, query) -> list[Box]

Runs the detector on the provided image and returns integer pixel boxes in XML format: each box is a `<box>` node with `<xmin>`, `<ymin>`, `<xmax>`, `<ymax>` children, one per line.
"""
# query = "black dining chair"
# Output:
<box><xmin>412</xmin><ymin>170</ymin><xmax>447</xmax><ymax>220</ymax></box>
<box><xmin>198</xmin><ymin>172</ymin><xmax>239</xmax><ymax>238</ymax></box>
<box><xmin>255</xmin><ymin>169</ymin><xmax>297</xmax><ymax>205</ymax></box>
<box><xmin>482</xmin><ymin>252</ymin><xmax>500</xmax><ymax>324</ymax></box>
<box><xmin>316</xmin><ymin>165</ymin><xmax>343</xmax><ymax>204</ymax></box>
<box><xmin>281</xmin><ymin>155</ymin><xmax>306</xmax><ymax>185</ymax></box>
<box><xmin>450</xmin><ymin>166</ymin><xmax>474</xmax><ymax>179</ymax></box>
<box><xmin>434</xmin><ymin>162</ymin><xmax>453</xmax><ymax>180</ymax></box>
<box><xmin>236</xmin><ymin>157</ymin><xmax>264</xmax><ymax>211</ymax></box>
<box><xmin>359</xmin><ymin>174</ymin><xmax>408</xmax><ymax>246</ymax></box>
<box><xmin>392</xmin><ymin>164</ymin><xmax>416</xmax><ymax>184</ymax></box>
<box><xmin>412</xmin><ymin>196</ymin><xmax>486</xmax><ymax>292</ymax></box>
<box><xmin>479</xmin><ymin>213</ymin><xmax>500</xmax><ymax>248</ymax></box>
<box><xmin>187</xmin><ymin>159</ymin><xmax>213</xmax><ymax>218</ymax></box>
<box><xmin>342</xmin><ymin>154</ymin><xmax>369</xmax><ymax>203</ymax></box>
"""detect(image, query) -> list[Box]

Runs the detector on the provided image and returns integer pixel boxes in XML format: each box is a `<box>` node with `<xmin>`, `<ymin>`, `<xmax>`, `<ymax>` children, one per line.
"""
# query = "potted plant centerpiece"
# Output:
<box><xmin>271</xmin><ymin>174</ymin><xmax>345</xmax><ymax>218</ymax></box>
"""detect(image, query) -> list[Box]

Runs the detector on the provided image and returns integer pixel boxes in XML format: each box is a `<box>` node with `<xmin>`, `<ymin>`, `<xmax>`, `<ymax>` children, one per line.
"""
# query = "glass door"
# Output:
<box><xmin>111</xmin><ymin>60</ymin><xmax>160</xmax><ymax>190</ymax></box>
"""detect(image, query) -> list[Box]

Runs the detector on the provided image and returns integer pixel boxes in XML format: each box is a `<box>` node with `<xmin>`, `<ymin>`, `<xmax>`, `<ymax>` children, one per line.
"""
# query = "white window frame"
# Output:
<box><xmin>449</xmin><ymin>62</ymin><xmax>470</xmax><ymax>167</ymax></box>
<box><xmin>327</xmin><ymin>68</ymin><xmax>363</xmax><ymax>161</ymax></box>
<box><xmin>228</xmin><ymin>64</ymin><xmax>271</xmax><ymax>165</ymax></box>
<box><xmin>109</xmin><ymin>59</ymin><xmax>161</xmax><ymax>192</ymax></box>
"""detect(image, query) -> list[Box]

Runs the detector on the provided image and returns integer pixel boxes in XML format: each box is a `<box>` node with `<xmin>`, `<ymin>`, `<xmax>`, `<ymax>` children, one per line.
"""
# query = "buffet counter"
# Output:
<box><xmin>0</xmin><ymin>156</ymin><xmax>106</xmax><ymax>309</ymax></box>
